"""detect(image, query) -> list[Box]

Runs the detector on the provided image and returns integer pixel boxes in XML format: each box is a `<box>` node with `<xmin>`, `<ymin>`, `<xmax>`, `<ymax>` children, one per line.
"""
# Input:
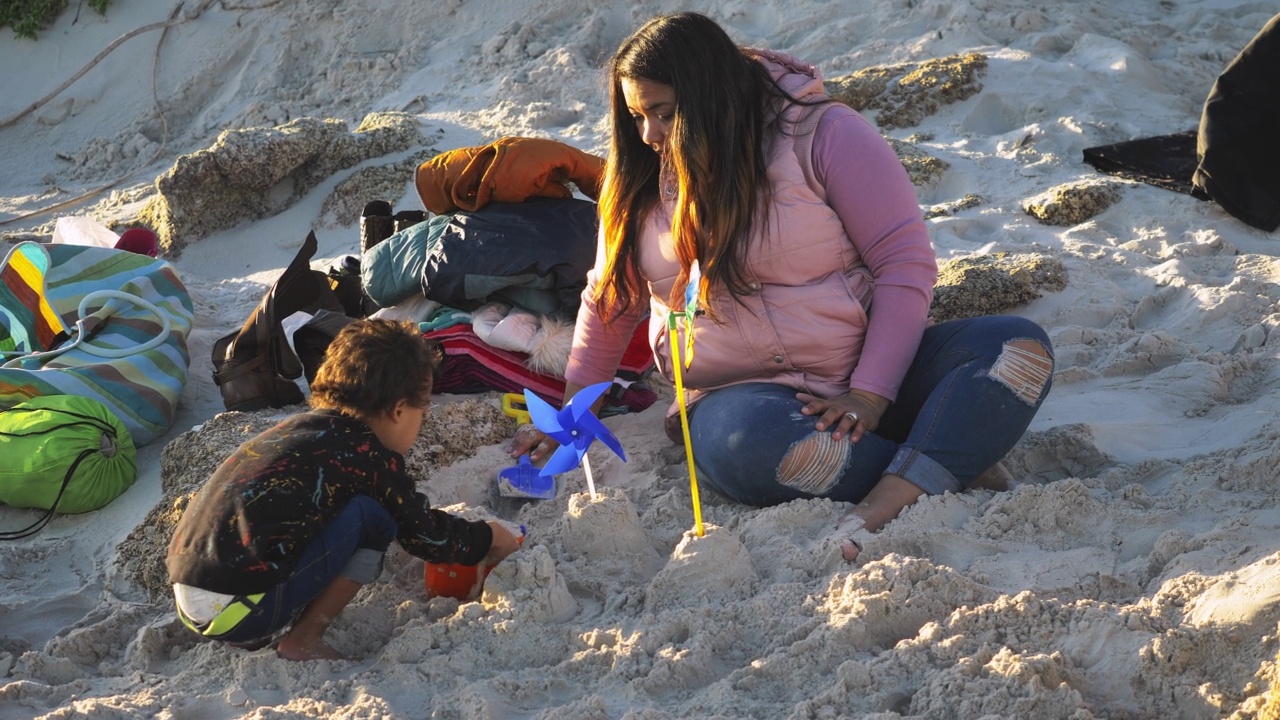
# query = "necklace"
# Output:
<box><xmin>660</xmin><ymin>158</ymin><xmax>677</xmax><ymax>200</ymax></box>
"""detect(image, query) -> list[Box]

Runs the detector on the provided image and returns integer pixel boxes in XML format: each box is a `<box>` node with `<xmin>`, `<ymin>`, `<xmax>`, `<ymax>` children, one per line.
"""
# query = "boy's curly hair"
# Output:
<box><xmin>309</xmin><ymin>319</ymin><xmax>441</xmax><ymax>418</ymax></box>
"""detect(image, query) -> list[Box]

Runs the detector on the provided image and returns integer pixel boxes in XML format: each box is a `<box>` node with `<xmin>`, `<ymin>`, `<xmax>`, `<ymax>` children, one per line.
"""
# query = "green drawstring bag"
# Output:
<box><xmin>0</xmin><ymin>394</ymin><xmax>137</xmax><ymax>540</ymax></box>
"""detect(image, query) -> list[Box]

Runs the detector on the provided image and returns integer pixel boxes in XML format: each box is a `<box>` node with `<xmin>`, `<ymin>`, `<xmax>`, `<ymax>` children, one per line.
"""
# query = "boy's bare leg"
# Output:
<box><xmin>834</xmin><ymin>474</ymin><xmax>925</xmax><ymax>562</ymax></box>
<box><xmin>276</xmin><ymin>577</ymin><xmax>362</xmax><ymax>661</ymax></box>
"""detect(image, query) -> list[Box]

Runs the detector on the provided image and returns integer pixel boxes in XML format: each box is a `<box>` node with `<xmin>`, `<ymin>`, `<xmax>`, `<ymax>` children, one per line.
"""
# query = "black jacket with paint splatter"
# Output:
<box><xmin>166</xmin><ymin>410</ymin><xmax>492</xmax><ymax>594</ymax></box>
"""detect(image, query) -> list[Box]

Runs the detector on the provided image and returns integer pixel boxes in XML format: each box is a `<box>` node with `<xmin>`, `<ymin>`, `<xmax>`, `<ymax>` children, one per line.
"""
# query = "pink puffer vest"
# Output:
<box><xmin>641</xmin><ymin>52</ymin><xmax>874</xmax><ymax>402</ymax></box>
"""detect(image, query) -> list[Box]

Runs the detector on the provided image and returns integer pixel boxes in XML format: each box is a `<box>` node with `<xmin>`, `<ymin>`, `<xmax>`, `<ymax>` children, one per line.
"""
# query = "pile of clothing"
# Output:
<box><xmin>212</xmin><ymin>136</ymin><xmax>658</xmax><ymax>417</ymax></box>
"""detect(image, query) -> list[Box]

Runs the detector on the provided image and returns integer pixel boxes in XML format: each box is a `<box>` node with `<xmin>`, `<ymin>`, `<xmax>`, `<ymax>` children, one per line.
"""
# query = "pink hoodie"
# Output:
<box><xmin>565</xmin><ymin>50</ymin><xmax>936</xmax><ymax>407</ymax></box>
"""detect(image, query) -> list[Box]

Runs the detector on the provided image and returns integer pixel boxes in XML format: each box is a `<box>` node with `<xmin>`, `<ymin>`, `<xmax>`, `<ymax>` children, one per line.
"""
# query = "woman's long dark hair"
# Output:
<box><xmin>594</xmin><ymin>12</ymin><xmax>802</xmax><ymax>322</ymax></box>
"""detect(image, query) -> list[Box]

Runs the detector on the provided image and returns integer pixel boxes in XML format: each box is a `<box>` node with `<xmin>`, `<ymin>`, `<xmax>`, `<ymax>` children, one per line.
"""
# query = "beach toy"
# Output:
<box><xmin>497</xmin><ymin>394</ymin><xmax>555</xmax><ymax>498</ymax></box>
<box><xmin>424</xmin><ymin>523</ymin><xmax>526</xmax><ymax>601</ymax></box>
<box><xmin>668</xmin><ymin>261</ymin><xmax>706</xmax><ymax>536</ymax></box>
<box><xmin>496</xmin><ymin>453</ymin><xmax>556</xmax><ymax>499</ymax></box>
<box><xmin>524</xmin><ymin>382</ymin><xmax>626</xmax><ymax>500</ymax></box>
<box><xmin>501</xmin><ymin>392</ymin><xmax>531</xmax><ymax>425</ymax></box>
<box><xmin>423</xmin><ymin>559</ymin><xmax>483</xmax><ymax>601</ymax></box>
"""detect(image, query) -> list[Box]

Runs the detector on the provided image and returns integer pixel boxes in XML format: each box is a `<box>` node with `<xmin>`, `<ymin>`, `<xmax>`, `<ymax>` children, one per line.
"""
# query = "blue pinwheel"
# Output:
<box><xmin>667</xmin><ymin>260</ymin><xmax>702</xmax><ymax>369</ymax></box>
<box><xmin>524</xmin><ymin>382</ymin><xmax>627</xmax><ymax>497</ymax></box>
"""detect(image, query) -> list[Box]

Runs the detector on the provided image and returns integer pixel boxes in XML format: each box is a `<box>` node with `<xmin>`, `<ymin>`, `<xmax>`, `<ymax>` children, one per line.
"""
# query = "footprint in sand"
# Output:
<box><xmin>1002</xmin><ymin>422</ymin><xmax>1114</xmax><ymax>484</ymax></box>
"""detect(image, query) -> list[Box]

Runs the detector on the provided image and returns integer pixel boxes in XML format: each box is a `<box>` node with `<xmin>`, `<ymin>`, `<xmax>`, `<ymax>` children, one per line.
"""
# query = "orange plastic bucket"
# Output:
<box><xmin>424</xmin><ymin>561</ymin><xmax>487</xmax><ymax>600</ymax></box>
<box><xmin>424</xmin><ymin>523</ymin><xmax>525</xmax><ymax>601</ymax></box>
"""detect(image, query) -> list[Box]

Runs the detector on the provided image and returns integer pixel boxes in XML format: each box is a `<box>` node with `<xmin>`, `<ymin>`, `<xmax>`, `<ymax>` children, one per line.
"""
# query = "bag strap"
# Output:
<box><xmin>2</xmin><ymin>288</ymin><xmax>172</xmax><ymax>369</ymax></box>
<box><xmin>0</xmin><ymin>406</ymin><xmax>118</xmax><ymax>541</ymax></box>
<box><xmin>0</xmin><ymin>447</ymin><xmax>97</xmax><ymax>540</ymax></box>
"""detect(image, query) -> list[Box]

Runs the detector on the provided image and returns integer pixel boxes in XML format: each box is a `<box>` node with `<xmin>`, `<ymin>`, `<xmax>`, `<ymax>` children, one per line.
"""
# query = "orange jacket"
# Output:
<box><xmin>415</xmin><ymin>137</ymin><xmax>605</xmax><ymax>214</ymax></box>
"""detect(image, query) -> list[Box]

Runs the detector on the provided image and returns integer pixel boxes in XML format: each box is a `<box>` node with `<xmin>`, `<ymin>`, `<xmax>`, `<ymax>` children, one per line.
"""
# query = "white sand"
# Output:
<box><xmin>3</xmin><ymin>1</ymin><xmax>1280</xmax><ymax>718</ymax></box>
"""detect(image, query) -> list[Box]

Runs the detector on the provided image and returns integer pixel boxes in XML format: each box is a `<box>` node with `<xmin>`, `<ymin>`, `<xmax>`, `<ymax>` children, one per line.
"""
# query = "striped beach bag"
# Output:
<box><xmin>0</xmin><ymin>241</ymin><xmax>194</xmax><ymax>447</ymax></box>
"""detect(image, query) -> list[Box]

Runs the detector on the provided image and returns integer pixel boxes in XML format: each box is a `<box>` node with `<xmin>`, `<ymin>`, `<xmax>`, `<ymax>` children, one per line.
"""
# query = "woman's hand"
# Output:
<box><xmin>507</xmin><ymin>382</ymin><xmax>590</xmax><ymax>462</ymax></box>
<box><xmin>507</xmin><ymin>423</ymin><xmax>560</xmax><ymax>462</ymax></box>
<box><xmin>796</xmin><ymin>389</ymin><xmax>890</xmax><ymax>443</ymax></box>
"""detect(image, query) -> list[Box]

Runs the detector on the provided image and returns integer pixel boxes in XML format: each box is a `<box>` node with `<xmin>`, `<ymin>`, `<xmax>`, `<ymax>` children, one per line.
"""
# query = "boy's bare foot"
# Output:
<box><xmin>275</xmin><ymin>633</ymin><xmax>346</xmax><ymax>661</ymax></box>
<box><xmin>274</xmin><ymin>576</ymin><xmax>361</xmax><ymax>661</ymax></box>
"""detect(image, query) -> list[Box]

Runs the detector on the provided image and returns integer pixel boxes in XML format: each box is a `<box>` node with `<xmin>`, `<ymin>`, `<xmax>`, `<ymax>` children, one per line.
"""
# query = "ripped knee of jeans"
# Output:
<box><xmin>777</xmin><ymin>431</ymin><xmax>852</xmax><ymax>495</ymax></box>
<box><xmin>988</xmin><ymin>338</ymin><xmax>1054</xmax><ymax>405</ymax></box>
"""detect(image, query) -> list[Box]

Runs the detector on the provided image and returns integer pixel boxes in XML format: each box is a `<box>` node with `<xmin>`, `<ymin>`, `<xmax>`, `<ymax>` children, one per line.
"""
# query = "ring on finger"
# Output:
<box><xmin>843</xmin><ymin>411</ymin><xmax>859</xmax><ymax>424</ymax></box>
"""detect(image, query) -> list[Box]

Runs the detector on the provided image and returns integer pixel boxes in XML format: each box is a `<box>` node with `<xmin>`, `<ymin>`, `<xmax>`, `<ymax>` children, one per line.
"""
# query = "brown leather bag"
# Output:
<box><xmin>211</xmin><ymin>231</ymin><xmax>345</xmax><ymax>411</ymax></box>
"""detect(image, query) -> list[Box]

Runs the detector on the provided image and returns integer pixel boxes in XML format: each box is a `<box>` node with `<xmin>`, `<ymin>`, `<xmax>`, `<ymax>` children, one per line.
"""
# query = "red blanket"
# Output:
<box><xmin>425</xmin><ymin>321</ymin><xmax>655</xmax><ymax>410</ymax></box>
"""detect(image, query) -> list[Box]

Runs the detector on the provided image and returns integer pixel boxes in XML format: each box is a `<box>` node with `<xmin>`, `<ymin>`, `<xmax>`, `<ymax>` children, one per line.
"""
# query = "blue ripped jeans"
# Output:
<box><xmin>214</xmin><ymin>494</ymin><xmax>397</xmax><ymax>645</ymax></box>
<box><xmin>687</xmin><ymin>315</ymin><xmax>1053</xmax><ymax>507</ymax></box>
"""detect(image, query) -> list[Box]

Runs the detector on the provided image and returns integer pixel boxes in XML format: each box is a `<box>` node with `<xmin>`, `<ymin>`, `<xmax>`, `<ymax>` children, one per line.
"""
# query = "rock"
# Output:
<box><xmin>924</xmin><ymin>193</ymin><xmax>984</xmax><ymax>219</ymax></box>
<box><xmin>888</xmin><ymin>137</ymin><xmax>950</xmax><ymax>187</ymax></box>
<box><xmin>135</xmin><ymin>112</ymin><xmax>424</xmax><ymax>255</ymax></box>
<box><xmin>317</xmin><ymin>148</ymin><xmax>435</xmax><ymax>229</ymax></box>
<box><xmin>825</xmin><ymin>53</ymin><xmax>988</xmax><ymax>130</ymax></box>
<box><xmin>930</xmin><ymin>252</ymin><xmax>1068</xmax><ymax>323</ymax></box>
<box><xmin>1023</xmin><ymin>180</ymin><xmax>1123</xmax><ymax>226</ymax></box>
<box><xmin>403</xmin><ymin>398</ymin><xmax>515</xmax><ymax>475</ymax></box>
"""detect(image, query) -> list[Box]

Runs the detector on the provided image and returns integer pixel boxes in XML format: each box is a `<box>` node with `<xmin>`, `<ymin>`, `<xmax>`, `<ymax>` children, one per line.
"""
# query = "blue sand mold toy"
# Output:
<box><xmin>496</xmin><ymin>454</ymin><xmax>556</xmax><ymax>500</ymax></box>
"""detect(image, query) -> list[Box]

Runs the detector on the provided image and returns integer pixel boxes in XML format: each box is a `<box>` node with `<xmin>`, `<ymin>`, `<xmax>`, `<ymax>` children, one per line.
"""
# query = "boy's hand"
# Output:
<box><xmin>483</xmin><ymin>520</ymin><xmax>524</xmax><ymax>566</ymax></box>
<box><xmin>460</xmin><ymin>521</ymin><xmax>526</xmax><ymax>601</ymax></box>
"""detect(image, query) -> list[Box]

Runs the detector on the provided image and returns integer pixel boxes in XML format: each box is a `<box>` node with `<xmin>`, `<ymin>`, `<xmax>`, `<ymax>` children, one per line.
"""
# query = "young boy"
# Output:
<box><xmin>167</xmin><ymin>319</ymin><xmax>522</xmax><ymax>660</ymax></box>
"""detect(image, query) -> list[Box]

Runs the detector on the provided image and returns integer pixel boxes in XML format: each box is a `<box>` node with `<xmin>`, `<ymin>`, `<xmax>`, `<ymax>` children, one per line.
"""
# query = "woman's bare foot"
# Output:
<box><xmin>833</xmin><ymin>512</ymin><xmax>867</xmax><ymax>563</ymax></box>
<box><xmin>970</xmin><ymin>461</ymin><xmax>1014</xmax><ymax>491</ymax></box>
<box><xmin>831</xmin><ymin>474</ymin><xmax>926</xmax><ymax>564</ymax></box>
<box><xmin>275</xmin><ymin>632</ymin><xmax>346</xmax><ymax>661</ymax></box>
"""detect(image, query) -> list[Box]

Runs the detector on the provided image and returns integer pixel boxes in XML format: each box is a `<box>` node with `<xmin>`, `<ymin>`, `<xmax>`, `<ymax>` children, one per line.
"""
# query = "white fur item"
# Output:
<box><xmin>471</xmin><ymin>302</ymin><xmax>573</xmax><ymax>376</ymax></box>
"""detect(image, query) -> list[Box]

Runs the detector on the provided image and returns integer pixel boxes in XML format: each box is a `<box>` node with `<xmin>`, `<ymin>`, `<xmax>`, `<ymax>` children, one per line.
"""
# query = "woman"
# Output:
<box><xmin>510</xmin><ymin>12</ymin><xmax>1054</xmax><ymax>562</ymax></box>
